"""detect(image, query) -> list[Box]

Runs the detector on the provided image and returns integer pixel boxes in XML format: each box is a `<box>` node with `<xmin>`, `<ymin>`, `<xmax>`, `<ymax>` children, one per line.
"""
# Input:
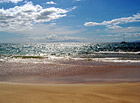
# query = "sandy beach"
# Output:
<box><xmin>0</xmin><ymin>60</ymin><xmax>140</xmax><ymax>103</ymax></box>
<box><xmin>0</xmin><ymin>82</ymin><xmax>140</xmax><ymax>103</ymax></box>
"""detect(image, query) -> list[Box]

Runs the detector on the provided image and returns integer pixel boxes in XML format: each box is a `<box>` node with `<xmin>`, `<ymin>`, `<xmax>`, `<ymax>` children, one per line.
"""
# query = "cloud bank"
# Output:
<box><xmin>0</xmin><ymin>0</ymin><xmax>22</xmax><ymax>3</ymax></box>
<box><xmin>27</xmin><ymin>35</ymin><xmax>84</xmax><ymax>43</ymax></box>
<box><xmin>0</xmin><ymin>2</ymin><xmax>68</xmax><ymax>31</ymax></box>
<box><xmin>84</xmin><ymin>13</ymin><xmax>140</xmax><ymax>29</ymax></box>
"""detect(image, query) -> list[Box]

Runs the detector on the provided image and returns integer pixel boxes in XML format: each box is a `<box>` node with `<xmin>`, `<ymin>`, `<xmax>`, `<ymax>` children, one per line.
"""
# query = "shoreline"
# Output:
<box><xmin>0</xmin><ymin>59</ymin><xmax>140</xmax><ymax>103</ymax></box>
<box><xmin>0</xmin><ymin>81</ymin><xmax>140</xmax><ymax>87</ymax></box>
<box><xmin>0</xmin><ymin>60</ymin><xmax>140</xmax><ymax>84</ymax></box>
<box><xmin>0</xmin><ymin>81</ymin><xmax>140</xmax><ymax>86</ymax></box>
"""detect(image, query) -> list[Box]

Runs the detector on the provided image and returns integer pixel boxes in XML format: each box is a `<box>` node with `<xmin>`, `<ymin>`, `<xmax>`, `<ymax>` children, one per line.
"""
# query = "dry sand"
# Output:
<box><xmin>0</xmin><ymin>82</ymin><xmax>140</xmax><ymax>103</ymax></box>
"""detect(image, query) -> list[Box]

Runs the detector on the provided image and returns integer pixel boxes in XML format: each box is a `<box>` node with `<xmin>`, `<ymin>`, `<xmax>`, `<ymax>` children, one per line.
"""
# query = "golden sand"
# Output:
<box><xmin>0</xmin><ymin>82</ymin><xmax>140</xmax><ymax>103</ymax></box>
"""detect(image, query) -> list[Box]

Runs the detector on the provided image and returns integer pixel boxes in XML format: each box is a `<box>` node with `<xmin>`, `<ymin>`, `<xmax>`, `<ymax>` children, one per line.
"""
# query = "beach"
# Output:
<box><xmin>0</xmin><ymin>82</ymin><xmax>140</xmax><ymax>103</ymax></box>
<box><xmin>1</xmin><ymin>0</ymin><xmax>140</xmax><ymax>102</ymax></box>
<box><xmin>0</xmin><ymin>59</ymin><xmax>140</xmax><ymax>83</ymax></box>
<box><xmin>0</xmin><ymin>43</ymin><xmax>140</xmax><ymax>103</ymax></box>
<box><xmin>0</xmin><ymin>59</ymin><xmax>140</xmax><ymax>103</ymax></box>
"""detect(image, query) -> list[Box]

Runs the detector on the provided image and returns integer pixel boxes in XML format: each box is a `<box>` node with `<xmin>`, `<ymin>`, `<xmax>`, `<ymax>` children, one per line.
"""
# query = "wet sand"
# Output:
<box><xmin>0</xmin><ymin>60</ymin><xmax>140</xmax><ymax>83</ymax></box>
<box><xmin>0</xmin><ymin>82</ymin><xmax>140</xmax><ymax>103</ymax></box>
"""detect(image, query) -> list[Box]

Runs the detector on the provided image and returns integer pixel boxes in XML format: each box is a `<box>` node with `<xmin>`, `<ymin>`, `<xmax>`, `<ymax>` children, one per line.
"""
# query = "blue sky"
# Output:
<box><xmin>0</xmin><ymin>0</ymin><xmax>140</xmax><ymax>43</ymax></box>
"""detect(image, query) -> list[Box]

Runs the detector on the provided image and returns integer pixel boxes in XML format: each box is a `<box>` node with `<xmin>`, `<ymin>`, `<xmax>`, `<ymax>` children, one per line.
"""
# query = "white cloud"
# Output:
<box><xmin>0</xmin><ymin>1</ymin><xmax>80</xmax><ymax>43</ymax></box>
<box><xmin>28</xmin><ymin>35</ymin><xmax>84</xmax><ymax>43</ymax></box>
<box><xmin>84</xmin><ymin>22</ymin><xmax>101</xmax><ymax>26</ymax></box>
<box><xmin>46</xmin><ymin>1</ymin><xmax>56</xmax><ymax>5</ymax></box>
<box><xmin>17</xmin><ymin>24</ymin><xmax>82</xmax><ymax>36</ymax></box>
<box><xmin>50</xmin><ymin>23</ymin><xmax>56</xmax><ymax>26</ymax></box>
<box><xmin>67</xmin><ymin>6</ymin><xmax>77</xmax><ymax>12</ymax></box>
<box><xmin>71</xmin><ymin>6</ymin><xmax>77</xmax><ymax>10</ymax></box>
<box><xmin>4</xmin><ymin>22</ymin><xmax>84</xmax><ymax>43</ymax></box>
<box><xmin>84</xmin><ymin>13</ymin><xmax>140</xmax><ymax>29</ymax></box>
<box><xmin>0</xmin><ymin>2</ymin><xmax>68</xmax><ymax>31</ymax></box>
<box><xmin>75</xmin><ymin>0</ymin><xmax>81</xmax><ymax>1</ymax></box>
<box><xmin>124</xmin><ymin>32</ymin><xmax>140</xmax><ymax>37</ymax></box>
<box><xmin>0</xmin><ymin>0</ymin><xmax>22</xmax><ymax>3</ymax></box>
<box><xmin>106</xmin><ymin>26</ymin><xmax>140</xmax><ymax>41</ymax></box>
<box><xmin>108</xmin><ymin>27</ymin><xmax>140</xmax><ymax>33</ymax></box>
<box><xmin>106</xmin><ymin>25</ymin><xmax>122</xmax><ymax>29</ymax></box>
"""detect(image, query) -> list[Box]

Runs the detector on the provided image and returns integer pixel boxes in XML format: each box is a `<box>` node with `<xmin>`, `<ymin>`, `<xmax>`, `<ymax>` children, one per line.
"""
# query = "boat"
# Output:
<box><xmin>121</xmin><ymin>41</ymin><xmax>127</xmax><ymax>44</ymax></box>
<box><xmin>121</xmin><ymin>33</ymin><xmax>127</xmax><ymax>44</ymax></box>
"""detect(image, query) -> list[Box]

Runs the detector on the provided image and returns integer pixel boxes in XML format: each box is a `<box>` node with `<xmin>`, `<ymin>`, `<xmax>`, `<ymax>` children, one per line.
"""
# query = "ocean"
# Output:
<box><xmin>0</xmin><ymin>42</ymin><xmax>140</xmax><ymax>63</ymax></box>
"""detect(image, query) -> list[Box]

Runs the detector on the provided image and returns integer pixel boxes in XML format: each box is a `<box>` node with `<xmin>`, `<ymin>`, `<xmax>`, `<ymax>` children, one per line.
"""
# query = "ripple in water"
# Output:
<box><xmin>0</xmin><ymin>42</ymin><xmax>140</xmax><ymax>63</ymax></box>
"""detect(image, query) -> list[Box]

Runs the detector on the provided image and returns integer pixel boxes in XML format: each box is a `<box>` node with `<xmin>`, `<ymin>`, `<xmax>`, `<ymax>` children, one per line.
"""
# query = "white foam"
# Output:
<box><xmin>94</xmin><ymin>51</ymin><xmax>140</xmax><ymax>54</ymax></box>
<box><xmin>1</xmin><ymin>55</ymin><xmax>140</xmax><ymax>64</ymax></box>
<box><xmin>92</xmin><ymin>58</ymin><xmax>140</xmax><ymax>63</ymax></box>
<box><xmin>4</xmin><ymin>58</ymin><xmax>52</xmax><ymax>64</ymax></box>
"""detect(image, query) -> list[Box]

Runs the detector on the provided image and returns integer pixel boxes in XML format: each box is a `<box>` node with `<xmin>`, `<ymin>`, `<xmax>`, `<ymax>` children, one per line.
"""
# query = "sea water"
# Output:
<box><xmin>0</xmin><ymin>42</ymin><xmax>140</xmax><ymax>63</ymax></box>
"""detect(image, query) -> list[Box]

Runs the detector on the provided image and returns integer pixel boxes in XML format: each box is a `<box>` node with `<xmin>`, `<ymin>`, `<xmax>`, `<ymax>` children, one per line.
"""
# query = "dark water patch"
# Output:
<box><xmin>13</xmin><ymin>56</ymin><xmax>47</xmax><ymax>59</ymax></box>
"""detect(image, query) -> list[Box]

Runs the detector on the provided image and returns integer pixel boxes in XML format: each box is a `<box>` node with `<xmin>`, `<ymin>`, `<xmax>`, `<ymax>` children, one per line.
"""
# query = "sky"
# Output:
<box><xmin>0</xmin><ymin>0</ymin><xmax>140</xmax><ymax>43</ymax></box>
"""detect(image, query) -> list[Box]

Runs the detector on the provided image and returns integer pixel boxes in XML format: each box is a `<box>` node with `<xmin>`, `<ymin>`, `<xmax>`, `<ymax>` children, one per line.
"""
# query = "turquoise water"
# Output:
<box><xmin>0</xmin><ymin>43</ymin><xmax>140</xmax><ymax>62</ymax></box>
